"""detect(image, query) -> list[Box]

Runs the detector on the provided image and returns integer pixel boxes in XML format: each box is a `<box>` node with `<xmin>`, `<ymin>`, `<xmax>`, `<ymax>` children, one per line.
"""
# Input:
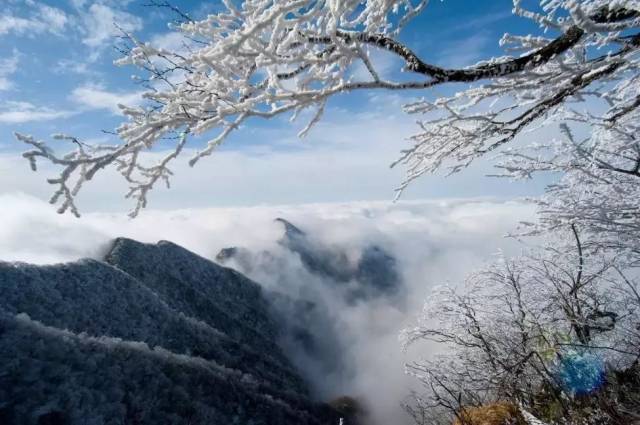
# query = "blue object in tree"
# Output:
<box><xmin>556</xmin><ymin>350</ymin><xmax>606</xmax><ymax>396</ymax></box>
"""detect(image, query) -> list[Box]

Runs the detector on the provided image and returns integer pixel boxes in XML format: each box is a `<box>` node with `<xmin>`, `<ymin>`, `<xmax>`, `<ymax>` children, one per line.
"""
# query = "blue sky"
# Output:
<box><xmin>0</xmin><ymin>0</ymin><xmax>552</xmax><ymax>212</ymax></box>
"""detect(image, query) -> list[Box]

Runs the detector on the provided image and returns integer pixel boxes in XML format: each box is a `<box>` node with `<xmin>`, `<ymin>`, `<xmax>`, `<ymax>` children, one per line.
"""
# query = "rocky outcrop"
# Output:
<box><xmin>218</xmin><ymin>218</ymin><xmax>404</xmax><ymax>303</ymax></box>
<box><xmin>0</xmin><ymin>238</ymin><xmax>341</xmax><ymax>425</ymax></box>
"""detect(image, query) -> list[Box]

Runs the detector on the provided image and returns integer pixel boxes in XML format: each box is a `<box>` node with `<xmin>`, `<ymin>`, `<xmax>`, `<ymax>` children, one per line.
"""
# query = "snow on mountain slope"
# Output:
<box><xmin>0</xmin><ymin>239</ymin><xmax>342</xmax><ymax>425</ymax></box>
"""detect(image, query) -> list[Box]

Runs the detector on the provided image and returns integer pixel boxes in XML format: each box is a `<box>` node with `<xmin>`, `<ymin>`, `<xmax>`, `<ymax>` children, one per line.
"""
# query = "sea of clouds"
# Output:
<box><xmin>0</xmin><ymin>192</ymin><xmax>535</xmax><ymax>424</ymax></box>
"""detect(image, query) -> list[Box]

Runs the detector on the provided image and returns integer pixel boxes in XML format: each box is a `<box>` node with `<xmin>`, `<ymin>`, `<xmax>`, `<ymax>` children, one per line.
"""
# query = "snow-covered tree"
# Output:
<box><xmin>15</xmin><ymin>0</ymin><xmax>640</xmax><ymax>217</ymax></box>
<box><xmin>402</xmin><ymin>229</ymin><xmax>640</xmax><ymax>424</ymax></box>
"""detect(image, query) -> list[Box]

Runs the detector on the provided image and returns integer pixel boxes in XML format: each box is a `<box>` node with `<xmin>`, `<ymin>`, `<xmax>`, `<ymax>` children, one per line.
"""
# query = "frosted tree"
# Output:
<box><xmin>402</xmin><ymin>230</ymin><xmax>640</xmax><ymax>424</ymax></box>
<box><xmin>14</xmin><ymin>0</ymin><xmax>640</xmax><ymax>217</ymax></box>
<box><xmin>497</xmin><ymin>115</ymin><xmax>640</xmax><ymax>266</ymax></box>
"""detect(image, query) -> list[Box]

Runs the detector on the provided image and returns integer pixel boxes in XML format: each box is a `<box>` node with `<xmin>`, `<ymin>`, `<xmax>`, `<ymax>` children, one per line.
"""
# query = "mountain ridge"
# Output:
<box><xmin>0</xmin><ymin>237</ymin><xmax>343</xmax><ymax>425</ymax></box>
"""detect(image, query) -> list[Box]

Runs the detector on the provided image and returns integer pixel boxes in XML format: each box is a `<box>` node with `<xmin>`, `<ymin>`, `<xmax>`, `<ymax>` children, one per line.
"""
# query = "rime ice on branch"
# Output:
<box><xmin>15</xmin><ymin>0</ymin><xmax>640</xmax><ymax>216</ymax></box>
<box><xmin>402</xmin><ymin>225</ymin><xmax>640</xmax><ymax>424</ymax></box>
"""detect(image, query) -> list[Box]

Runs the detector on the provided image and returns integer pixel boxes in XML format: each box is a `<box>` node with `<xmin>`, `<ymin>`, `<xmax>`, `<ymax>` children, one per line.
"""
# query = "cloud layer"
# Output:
<box><xmin>0</xmin><ymin>193</ymin><xmax>534</xmax><ymax>424</ymax></box>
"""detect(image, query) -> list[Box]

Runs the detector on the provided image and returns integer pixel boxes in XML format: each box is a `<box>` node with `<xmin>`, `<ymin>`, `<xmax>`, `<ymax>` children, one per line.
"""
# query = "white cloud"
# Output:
<box><xmin>0</xmin><ymin>4</ymin><xmax>68</xmax><ymax>37</ymax></box>
<box><xmin>0</xmin><ymin>51</ymin><xmax>19</xmax><ymax>91</ymax></box>
<box><xmin>37</xmin><ymin>4</ymin><xmax>69</xmax><ymax>34</ymax></box>
<box><xmin>54</xmin><ymin>58</ymin><xmax>95</xmax><ymax>76</ymax></box>
<box><xmin>0</xmin><ymin>15</ymin><xmax>40</xmax><ymax>36</ymax></box>
<box><xmin>71</xmin><ymin>83</ymin><xmax>144</xmax><ymax>114</ymax></box>
<box><xmin>80</xmin><ymin>3</ymin><xmax>142</xmax><ymax>48</ymax></box>
<box><xmin>0</xmin><ymin>101</ymin><xmax>75</xmax><ymax>123</ymax></box>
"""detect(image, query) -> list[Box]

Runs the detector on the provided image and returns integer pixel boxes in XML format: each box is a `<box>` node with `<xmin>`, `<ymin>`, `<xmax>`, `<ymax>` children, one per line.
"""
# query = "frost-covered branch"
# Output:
<box><xmin>16</xmin><ymin>0</ymin><xmax>640</xmax><ymax>216</ymax></box>
<box><xmin>403</xmin><ymin>232</ymin><xmax>640</xmax><ymax>424</ymax></box>
<box><xmin>495</xmin><ymin>103</ymin><xmax>640</xmax><ymax>265</ymax></box>
<box><xmin>16</xmin><ymin>130</ymin><xmax>189</xmax><ymax>217</ymax></box>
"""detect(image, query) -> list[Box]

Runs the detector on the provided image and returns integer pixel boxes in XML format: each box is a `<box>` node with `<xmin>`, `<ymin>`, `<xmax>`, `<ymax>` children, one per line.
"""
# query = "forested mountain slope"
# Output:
<box><xmin>0</xmin><ymin>238</ymin><xmax>341</xmax><ymax>425</ymax></box>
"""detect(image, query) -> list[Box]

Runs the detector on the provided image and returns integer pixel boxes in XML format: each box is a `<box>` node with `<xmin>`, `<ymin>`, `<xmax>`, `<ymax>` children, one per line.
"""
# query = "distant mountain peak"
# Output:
<box><xmin>275</xmin><ymin>217</ymin><xmax>306</xmax><ymax>238</ymax></box>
